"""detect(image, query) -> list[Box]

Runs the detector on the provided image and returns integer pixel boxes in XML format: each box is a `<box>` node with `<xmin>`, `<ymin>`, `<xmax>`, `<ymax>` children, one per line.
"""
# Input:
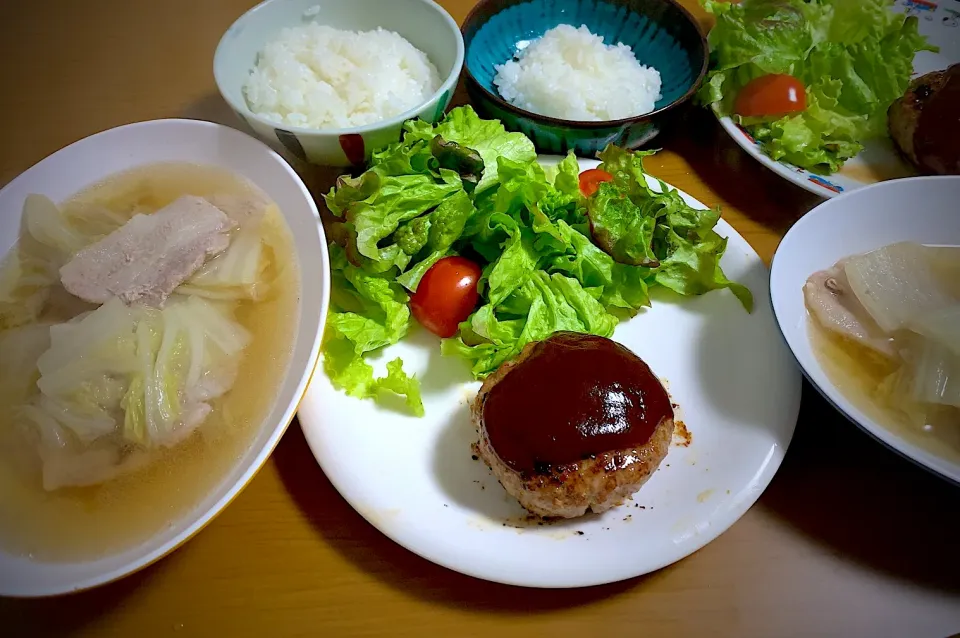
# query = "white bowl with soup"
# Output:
<box><xmin>770</xmin><ymin>176</ymin><xmax>960</xmax><ymax>485</ymax></box>
<box><xmin>0</xmin><ymin>119</ymin><xmax>329</xmax><ymax>596</ymax></box>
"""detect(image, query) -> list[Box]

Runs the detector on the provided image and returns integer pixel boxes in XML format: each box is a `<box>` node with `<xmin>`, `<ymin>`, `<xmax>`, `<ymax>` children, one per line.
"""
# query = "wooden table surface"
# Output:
<box><xmin>1</xmin><ymin>1</ymin><xmax>958</xmax><ymax>636</ymax></box>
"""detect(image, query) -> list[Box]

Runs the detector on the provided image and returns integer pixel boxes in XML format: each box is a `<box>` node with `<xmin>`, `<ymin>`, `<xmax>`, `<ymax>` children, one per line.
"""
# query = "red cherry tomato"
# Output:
<box><xmin>734</xmin><ymin>74</ymin><xmax>807</xmax><ymax>117</ymax></box>
<box><xmin>410</xmin><ymin>256</ymin><xmax>481</xmax><ymax>338</ymax></box>
<box><xmin>578</xmin><ymin>168</ymin><xmax>614</xmax><ymax>198</ymax></box>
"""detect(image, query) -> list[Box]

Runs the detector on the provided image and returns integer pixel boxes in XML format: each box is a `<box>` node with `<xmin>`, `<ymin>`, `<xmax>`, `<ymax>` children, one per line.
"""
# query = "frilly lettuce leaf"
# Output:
<box><xmin>395</xmin><ymin>189</ymin><xmax>475</xmax><ymax>292</ymax></box>
<box><xmin>322</xmin><ymin>243</ymin><xmax>422</xmax><ymax>415</ymax></box>
<box><xmin>405</xmin><ymin>106</ymin><xmax>537</xmax><ymax>194</ymax></box>
<box><xmin>327</xmin><ymin>243</ymin><xmax>410</xmax><ymax>355</ymax></box>
<box><xmin>322</xmin><ymin>334</ymin><xmax>424</xmax><ymax>417</ymax></box>
<box><xmin>597</xmin><ymin>146</ymin><xmax>753</xmax><ymax>311</ymax></box>
<box><xmin>325</xmin><ymin>169</ymin><xmax>462</xmax><ymax>269</ymax></box>
<box><xmin>442</xmin><ymin>271</ymin><xmax>617</xmax><ymax>378</ymax></box>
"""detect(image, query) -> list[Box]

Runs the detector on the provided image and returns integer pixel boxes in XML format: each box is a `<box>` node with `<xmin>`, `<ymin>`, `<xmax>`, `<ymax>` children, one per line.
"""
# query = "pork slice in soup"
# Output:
<box><xmin>60</xmin><ymin>195</ymin><xmax>236</xmax><ymax>306</ymax></box>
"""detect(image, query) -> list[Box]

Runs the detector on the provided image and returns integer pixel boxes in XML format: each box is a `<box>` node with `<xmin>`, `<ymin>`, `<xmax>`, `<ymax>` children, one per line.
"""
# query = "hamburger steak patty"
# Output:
<box><xmin>888</xmin><ymin>64</ymin><xmax>960</xmax><ymax>176</ymax></box>
<box><xmin>471</xmin><ymin>332</ymin><xmax>675</xmax><ymax>519</ymax></box>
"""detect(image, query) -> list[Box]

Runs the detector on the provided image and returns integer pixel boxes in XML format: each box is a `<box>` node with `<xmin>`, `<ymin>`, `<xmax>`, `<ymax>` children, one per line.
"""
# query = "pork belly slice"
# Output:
<box><xmin>60</xmin><ymin>195</ymin><xmax>235</xmax><ymax>306</ymax></box>
<box><xmin>803</xmin><ymin>261</ymin><xmax>896</xmax><ymax>358</ymax></box>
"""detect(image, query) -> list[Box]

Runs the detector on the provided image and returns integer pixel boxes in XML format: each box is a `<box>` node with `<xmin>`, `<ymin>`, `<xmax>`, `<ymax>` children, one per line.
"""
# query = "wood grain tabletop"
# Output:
<box><xmin>0</xmin><ymin>1</ymin><xmax>958</xmax><ymax>636</ymax></box>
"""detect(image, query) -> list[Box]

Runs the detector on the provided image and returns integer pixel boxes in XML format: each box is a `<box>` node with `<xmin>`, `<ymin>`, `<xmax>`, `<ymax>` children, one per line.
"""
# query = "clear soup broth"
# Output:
<box><xmin>0</xmin><ymin>163</ymin><xmax>300</xmax><ymax>561</ymax></box>
<box><xmin>809</xmin><ymin>319</ymin><xmax>960</xmax><ymax>464</ymax></box>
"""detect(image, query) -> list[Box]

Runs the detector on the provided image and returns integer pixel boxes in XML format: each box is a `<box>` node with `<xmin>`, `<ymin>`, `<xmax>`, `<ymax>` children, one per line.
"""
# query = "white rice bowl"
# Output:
<box><xmin>493</xmin><ymin>24</ymin><xmax>662</xmax><ymax>122</ymax></box>
<box><xmin>244</xmin><ymin>24</ymin><xmax>442</xmax><ymax>130</ymax></box>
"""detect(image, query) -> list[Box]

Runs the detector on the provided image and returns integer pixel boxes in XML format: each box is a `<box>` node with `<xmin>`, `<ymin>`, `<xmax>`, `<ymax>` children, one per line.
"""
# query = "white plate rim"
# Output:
<box><xmin>716</xmin><ymin>113</ymin><xmax>849</xmax><ymax>199</ymax></box>
<box><xmin>298</xmin><ymin>158</ymin><xmax>803</xmax><ymax>588</ymax></box>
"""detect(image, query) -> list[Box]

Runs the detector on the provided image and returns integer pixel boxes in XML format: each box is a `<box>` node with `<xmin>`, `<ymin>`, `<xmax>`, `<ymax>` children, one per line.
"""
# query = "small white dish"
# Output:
<box><xmin>717</xmin><ymin>1</ymin><xmax>960</xmax><ymax>199</ymax></box>
<box><xmin>770</xmin><ymin>175</ymin><xmax>960</xmax><ymax>485</ymax></box>
<box><xmin>0</xmin><ymin>119</ymin><xmax>330</xmax><ymax>597</ymax></box>
<box><xmin>298</xmin><ymin>158</ymin><xmax>802</xmax><ymax>588</ymax></box>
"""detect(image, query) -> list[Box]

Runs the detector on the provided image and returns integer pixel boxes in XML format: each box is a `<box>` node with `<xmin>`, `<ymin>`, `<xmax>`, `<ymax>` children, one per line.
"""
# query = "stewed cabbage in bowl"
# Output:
<box><xmin>0</xmin><ymin>119</ymin><xmax>329</xmax><ymax>597</ymax></box>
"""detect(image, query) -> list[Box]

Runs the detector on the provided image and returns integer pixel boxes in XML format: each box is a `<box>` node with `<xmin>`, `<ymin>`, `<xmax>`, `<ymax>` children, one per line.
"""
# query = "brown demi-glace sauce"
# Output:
<box><xmin>482</xmin><ymin>332</ymin><xmax>673</xmax><ymax>474</ymax></box>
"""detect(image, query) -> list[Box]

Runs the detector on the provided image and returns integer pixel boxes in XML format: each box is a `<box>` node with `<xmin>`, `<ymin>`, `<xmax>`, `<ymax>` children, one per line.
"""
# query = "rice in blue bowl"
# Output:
<box><xmin>462</xmin><ymin>0</ymin><xmax>708</xmax><ymax>155</ymax></box>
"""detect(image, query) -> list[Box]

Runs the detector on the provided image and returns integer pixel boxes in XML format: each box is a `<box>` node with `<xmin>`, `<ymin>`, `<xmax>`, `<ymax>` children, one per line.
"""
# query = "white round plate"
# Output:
<box><xmin>717</xmin><ymin>0</ymin><xmax>960</xmax><ymax>199</ymax></box>
<box><xmin>298</xmin><ymin>158</ymin><xmax>802</xmax><ymax>588</ymax></box>
<box><xmin>770</xmin><ymin>175</ymin><xmax>960</xmax><ymax>485</ymax></box>
<box><xmin>0</xmin><ymin>120</ymin><xmax>329</xmax><ymax>597</ymax></box>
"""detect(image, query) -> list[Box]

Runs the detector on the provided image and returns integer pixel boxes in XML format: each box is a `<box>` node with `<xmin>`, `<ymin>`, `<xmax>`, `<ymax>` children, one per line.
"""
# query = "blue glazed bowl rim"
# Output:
<box><xmin>461</xmin><ymin>0</ymin><xmax>709</xmax><ymax>130</ymax></box>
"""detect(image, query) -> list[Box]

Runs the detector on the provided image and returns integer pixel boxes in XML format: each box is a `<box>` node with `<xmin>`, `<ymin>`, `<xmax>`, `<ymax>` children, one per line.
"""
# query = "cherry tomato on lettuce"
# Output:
<box><xmin>578</xmin><ymin>168</ymin><xmax>614</xmax><ymax>198</ymax></box>
<box><xmin>734</xmin><ymin>74</ymin><xmax>807</xmax><ymax>118</ymax></box>
<box><xmin>410</xmin><ymin>256</ymin><xmax>482</xmax><ymax>338</ymax></box>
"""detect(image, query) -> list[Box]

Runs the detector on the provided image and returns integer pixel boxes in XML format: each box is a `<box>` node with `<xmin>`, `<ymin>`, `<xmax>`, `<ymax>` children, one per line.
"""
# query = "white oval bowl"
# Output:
<box><xmin>770</xmin><ymin>175</ymin><xmax>960</xmax><ymax>485</ymax></box>
<box><xmin>0</xmin><ymin>119</ymin><xmax>330</xmax><ymax>597</ymax></box>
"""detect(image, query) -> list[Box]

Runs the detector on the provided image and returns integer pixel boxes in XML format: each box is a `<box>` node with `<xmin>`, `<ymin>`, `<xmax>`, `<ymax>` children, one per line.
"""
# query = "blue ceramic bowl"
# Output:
<box><xmin>462</xmin><ymin>0</ymin><xmax>708</xmax><ymax>155</ymax></box>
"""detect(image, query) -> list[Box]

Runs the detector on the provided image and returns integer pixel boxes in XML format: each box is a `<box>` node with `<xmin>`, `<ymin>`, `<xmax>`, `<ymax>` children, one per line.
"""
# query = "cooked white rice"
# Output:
<box><xmin>493</xmin><ymin>24</ymin><xmax>662</xmax><ymax>121</ymax></box>
<box><xmin>244</xmin><ymin>24</ymin><xmax>441</xmax><ymax>129</ymax></box>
